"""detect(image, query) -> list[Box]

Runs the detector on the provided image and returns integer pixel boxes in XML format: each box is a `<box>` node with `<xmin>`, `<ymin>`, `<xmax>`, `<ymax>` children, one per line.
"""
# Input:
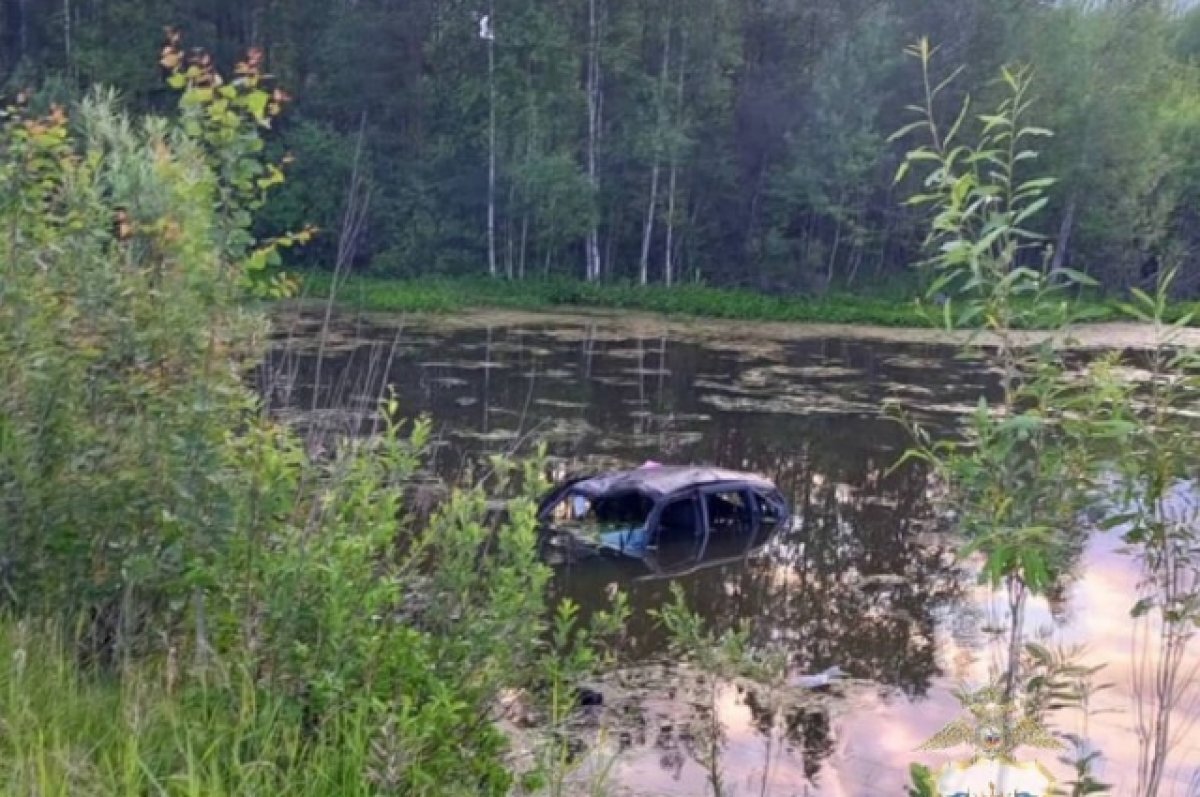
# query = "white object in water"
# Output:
<box><xmin>479</xmin><ymin>14</ymin><xmax>495</xmax><ymax>40</ymax></box>
<box><xmin>789</xmin><ymin>665</ymin><xmax>846</xmax><ymax>689</ymax></box>
<box><xmin>937</xmin><ymin>758</ymin><xmax>1052</xmax><ymax>797</ymax></box>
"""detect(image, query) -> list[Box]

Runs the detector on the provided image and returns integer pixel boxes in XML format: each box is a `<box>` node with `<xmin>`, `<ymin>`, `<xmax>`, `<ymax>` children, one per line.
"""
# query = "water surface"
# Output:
<box><xmin>263</xmin><ymin>306</ymin><xmax>1199</xmax><ymax>796</ymax></box>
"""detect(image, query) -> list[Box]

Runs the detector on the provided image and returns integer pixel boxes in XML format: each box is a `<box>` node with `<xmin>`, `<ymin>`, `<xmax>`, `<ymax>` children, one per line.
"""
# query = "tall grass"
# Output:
<box><xmin>0</xmin><ymin>618</ymin><xmax>422</xmax><ymax>796</ymax></box>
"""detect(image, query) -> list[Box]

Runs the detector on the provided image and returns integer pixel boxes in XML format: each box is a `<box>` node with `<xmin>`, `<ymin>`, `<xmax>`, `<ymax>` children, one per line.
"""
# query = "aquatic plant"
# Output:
<box><xmin>296</xmin><ymin>271</ymin><xmax>1193</xmax><ymax>329</ymax></box>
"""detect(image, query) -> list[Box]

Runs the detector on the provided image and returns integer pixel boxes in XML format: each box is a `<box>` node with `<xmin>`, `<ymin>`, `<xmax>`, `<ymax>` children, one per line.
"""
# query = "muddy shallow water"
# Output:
<box><xmin>263</xmin><ymin>305</ymin><xmax>1199</xmax><ymax>796</ymax></box>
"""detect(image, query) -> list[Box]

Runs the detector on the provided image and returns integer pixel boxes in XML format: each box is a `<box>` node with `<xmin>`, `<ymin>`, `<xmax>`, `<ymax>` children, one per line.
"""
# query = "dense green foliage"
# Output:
<box><xmin>300</xmin><ymin>273</ymin><xmax>1200</xmax><ymax>327</ymax></box>
<box><xmin>892</xmin><ymin>49</ymin><xmax>1102</xmax><ymax>701</ymax></box>
<box><xmin>303</xmin><ymin>272</ymin><xmax>938</xmax><ymax>326</ymax></box>
<box><xmin>0</xmin><ymin>46</ymin><xmax>616</xmax><ymax>796</ymax></box>
<box><xmin>5</xmin><ymin>0</ymin><xmax>1200</xmax><ymax>294</ymax></box>
<box><xmin>895</xmin><ymin>45</ymin><xmax>1200</xmax><ymax>797</ymax></box>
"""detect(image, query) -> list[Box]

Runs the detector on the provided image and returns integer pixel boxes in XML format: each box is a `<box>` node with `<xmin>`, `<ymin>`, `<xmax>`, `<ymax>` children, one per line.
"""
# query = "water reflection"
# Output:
<box><xmin>261</xmin><ymin>308</ymin><xmax>1196</xmax><ymax>796</ymax></box>
<box><xmin>552</xmin><ymin>461</ymin><xmax>964</xmax><ymax>696</ymax></box>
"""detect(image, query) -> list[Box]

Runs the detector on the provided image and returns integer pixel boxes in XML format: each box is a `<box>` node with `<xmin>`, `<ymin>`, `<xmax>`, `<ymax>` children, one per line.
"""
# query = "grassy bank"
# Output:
<box><xmin>301</xmin><ymin>274</ymin><xmax>940</xmax><ymax>326</ymax></box>
<box><xmin>0</xmin><ymin>619</ymin><xmax>411</xmax><ymax>797</ymax></box>
<box><xmin>298</xmin><ymin>273</ymin><xmax>1200</xmax><ymax>328</ymax></box>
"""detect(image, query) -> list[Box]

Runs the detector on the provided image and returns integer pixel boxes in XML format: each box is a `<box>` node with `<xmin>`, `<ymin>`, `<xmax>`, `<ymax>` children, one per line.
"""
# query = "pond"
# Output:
<box><xmin>263</xmin><ymin>305</ymin><xmax>1199</xmax><ymax>797</ymax></box>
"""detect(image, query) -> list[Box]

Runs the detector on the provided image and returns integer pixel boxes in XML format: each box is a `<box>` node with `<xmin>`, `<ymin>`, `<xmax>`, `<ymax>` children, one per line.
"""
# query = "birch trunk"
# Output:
<box><xmin>518</xmin><ymin>214</ymin><xmax>528</xmax><ymax>280</ymax></box>
<box><xmin>640</xmin><ymin>165</ymin><xmax>660</xmax><ymax>285</ymax></box>
<box><xmin>63</xmin><ymin>0</ymin><xmax>71</xmax><ymax>66</ymax></box>
<box><xmin>663</xmin><ymin>163</ymin><xmax>678</xmax><ymax>287</ymax></box>
<box><xmin>487</xmin><ymin>0</ymin><xmax>497</xmax><ymax>277</ymax></box>
<box><xmin>639</xmin><ymin>22</ymin><xmax>671</xmax><ymax>285</ymax></box>
<box><xmin>826</xmin><ymin>219</ymin><xmax>842</xmax><ymax>286</ymax></box>
<box><xmin>1050</xmin><ymin>192</ymin><xmax>1077</xmax><ymax>277</ymax></box>
<box><xmin>584</xmin><ymin>0</ymin><xmax>602</xmax><ymax>282</ymax></box>
<box><xmin>506</xmin><ymin>180</ymin><xmax>515</xmax><ymax>278</ymax></box>
<box><xmin>662</xmin><ymin>31</ymin><xmax>685</xmax><ymax>287</ymax></box>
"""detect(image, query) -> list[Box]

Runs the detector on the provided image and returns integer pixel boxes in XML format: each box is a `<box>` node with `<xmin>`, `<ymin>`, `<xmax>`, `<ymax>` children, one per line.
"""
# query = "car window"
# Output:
<box><xmin>705</xmin><ymin>489</ymin><xmax>754</xmax><ymax>536</ymax></box>
<box><xmin>547</xmin><ymin>491</ymin><xmax>655</xmax><ymax>560</ymax></box>
<box><xmin>593</xmin><ymin>492</ymin><xmax>655</xmax><ymax>526</ymax></box>
<box><xmin>753</xmin><ymin>489</ymin><xmax>786</xmax><ymax>528</ymax></box>
<box><xmin>548</xmin><ymin>492</ymin><xmax>591</xmax><ymax>522</ymax></box>
<box><xmin>657</xmin><ymin>496</ymin><xmax>700</xmax><ymax>539</ymax></box>
<box><xmin>549</xmin><ymin>491</ymin><xmax>653</xmax><ymax>525</ymax></box>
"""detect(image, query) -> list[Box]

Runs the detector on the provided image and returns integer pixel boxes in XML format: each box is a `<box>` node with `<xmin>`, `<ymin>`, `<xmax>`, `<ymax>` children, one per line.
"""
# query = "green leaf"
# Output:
<box><xmin>979</xmin><ymin>113</ymin><xmax>1008</xmax><ymax>132</ymax></box>
<box><xmin>1116</xmin><ymin>302</ymin><xmax>1152</xmax><ymax>323</ymax></box>
<box><xmin>244</xmin><ymin>90</ymin><xmax>270</xmax><ymax>122</ymax></box>
<box><xmin>907</xmin><ymin>764</ymin><xmax>937</xmax><ymax>797</ymax></box>
<box><xmin>933</xmin><ymin>66</ymin><xmax>967</xmax><ymax>100</ymax></box>
<box><xmin>1016</xmin><ymin>177</ymin><xmax>1056</xmax><ymax>193</ymax></box>
<box><xmin>1130</xmin><ymin>287</ymin><xmax>1155</xmax><ymax>310</ymax></box>
<box><xmin>1054</xmin><ymin>268</ymin><xmax>1098</xmax><ymax>287</ymax></box>
<box><xmin>944</xmin><ymin>95</ymin><xmax>972</xmax><ymax>147</ymax></box>
<box><xmin>888</xmin><ymin>121</ymin><xmax>926</xmax><ymax>143</ymax></box>
<box><xmin>1022</xmin><ymin>548</ymin><xmax>1049</xmax><ymax>591</ymax></box>
<box><xmin>1013</xmin><ymin>197</ymin><xmax>1048</xmax><ymax>226</ymax></box>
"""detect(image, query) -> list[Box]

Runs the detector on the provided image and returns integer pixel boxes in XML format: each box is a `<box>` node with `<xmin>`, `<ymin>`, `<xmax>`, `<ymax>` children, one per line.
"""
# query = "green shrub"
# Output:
<box><xmin>0</xmin><ymin>90</ymin><xmax>259</xmax><ymax>650</ymax></box>
<box><xmin>0</xmin><ymin>40</ymin><xmax>610</xmax><ymax>796</ymax></box>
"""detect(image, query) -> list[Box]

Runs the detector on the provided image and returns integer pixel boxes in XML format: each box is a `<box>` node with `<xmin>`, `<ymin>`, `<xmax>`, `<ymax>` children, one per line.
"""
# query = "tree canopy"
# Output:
<box><xmin>6</xmin><ymin>0</ymin><xmax>1200</xmax><ymax>294</ymax></box>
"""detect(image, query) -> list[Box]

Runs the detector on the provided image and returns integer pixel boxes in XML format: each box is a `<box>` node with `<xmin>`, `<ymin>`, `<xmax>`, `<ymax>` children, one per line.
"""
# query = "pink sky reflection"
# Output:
<box><xmin>613</xmin><ymin>534</ymin><xmax>1200</xmax><ymax>796</ymax></box>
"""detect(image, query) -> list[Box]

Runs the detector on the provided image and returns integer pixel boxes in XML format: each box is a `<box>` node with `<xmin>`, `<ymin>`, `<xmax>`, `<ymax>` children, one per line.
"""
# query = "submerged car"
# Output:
<box><xmin>536</xmin><ymin>465</ymin><xmax>790</xmax><ymax>577</ymax></box>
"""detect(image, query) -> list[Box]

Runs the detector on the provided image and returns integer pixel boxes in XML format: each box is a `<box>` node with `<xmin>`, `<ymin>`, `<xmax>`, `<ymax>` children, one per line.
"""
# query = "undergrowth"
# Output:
<box><xmin>0</xmin><ymin>38</ymin><xmax>619</xmax><ymax>797</ymax></box>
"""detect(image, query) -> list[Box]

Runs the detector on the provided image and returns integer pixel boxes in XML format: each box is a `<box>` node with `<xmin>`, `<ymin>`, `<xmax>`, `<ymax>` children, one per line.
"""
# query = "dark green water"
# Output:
<box><xmin>261</xmin><ymin>307</ymin><xmax>1183</xmax><ymax>796</ymax></box>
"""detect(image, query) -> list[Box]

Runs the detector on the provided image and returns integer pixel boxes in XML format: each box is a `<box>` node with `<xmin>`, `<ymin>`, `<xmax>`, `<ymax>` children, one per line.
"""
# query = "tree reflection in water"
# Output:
<box><xmin>554</xmin><ymin>447</ymin><xmax>966</xmax><ymax>694</ymax></box>
<box><xmin>262</xmin><ymin>311</ymin><xmax>990</xmax><ymax>789</ymax></box>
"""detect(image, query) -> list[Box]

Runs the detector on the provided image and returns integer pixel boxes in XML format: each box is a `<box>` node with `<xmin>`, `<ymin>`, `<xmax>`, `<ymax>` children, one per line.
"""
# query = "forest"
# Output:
<box><xmin>5</xmin><ymin>0</ymin><xmax>1200</xmax><ymax>295</ymax></box>
<box><xmin>3</xmin><ymin>2</ymin><xmax>1200</xmax><ymax>795</ymax></box>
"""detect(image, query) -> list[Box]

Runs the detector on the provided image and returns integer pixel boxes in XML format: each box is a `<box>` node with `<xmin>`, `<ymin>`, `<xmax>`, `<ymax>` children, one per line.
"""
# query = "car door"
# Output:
<box><xmin>645</xmin><ymin>490</ymin><xmax>704</xmax><ymax>573</ymax></box>
<box><xmin>699</xmin><ymin>485</ymin><xmax>760</xmax><ymax>560</ymax></box>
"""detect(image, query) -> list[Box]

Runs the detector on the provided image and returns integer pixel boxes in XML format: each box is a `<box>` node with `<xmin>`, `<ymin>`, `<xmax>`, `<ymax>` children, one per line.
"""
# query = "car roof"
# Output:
<box><xmin>567</xmin><ymin>466</ymin><xmax>778</xmax><ymax>501</ymax></box>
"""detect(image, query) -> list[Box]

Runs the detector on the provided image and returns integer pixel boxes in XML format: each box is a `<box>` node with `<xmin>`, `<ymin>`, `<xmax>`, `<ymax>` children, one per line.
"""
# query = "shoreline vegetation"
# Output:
<box><xmin>297</xmin><ymin>272</ymin><xmax>1200</xmax><ymax>331</ymax></box>
<box><xmin>5</xmin><ymin>9</ymin><xmax>1200</xmax><ymax>794</ymax></box>
<box><xmin>2</xmin><ymin>45</ymin><xmax>607</xmax><ymax>797</ymax></box>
